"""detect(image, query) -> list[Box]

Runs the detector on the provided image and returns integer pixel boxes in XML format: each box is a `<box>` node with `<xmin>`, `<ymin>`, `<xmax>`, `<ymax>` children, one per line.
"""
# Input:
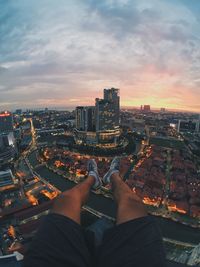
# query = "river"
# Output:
<box><xmin>28</xmin><ymin>151</ymin><xmax>200</xmax><ymax>245</ymax></box>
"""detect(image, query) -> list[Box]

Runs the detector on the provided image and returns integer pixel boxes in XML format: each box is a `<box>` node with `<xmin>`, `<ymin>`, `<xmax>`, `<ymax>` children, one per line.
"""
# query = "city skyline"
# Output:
<box><xmin>75</xmin><ymin>88</ymin><xmax>120</xmax><ymax>146</ymax></box>
<box><xmin>1</xmin><ymin>0</ymin><xmax>200</xmax><ymax>112</ymax></box>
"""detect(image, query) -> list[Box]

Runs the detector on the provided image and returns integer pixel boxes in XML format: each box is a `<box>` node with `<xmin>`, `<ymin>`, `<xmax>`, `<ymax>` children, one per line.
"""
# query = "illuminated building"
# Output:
<box><xmin>0</xmin><ymin>111</ymin><xmax>14</xmax><ymax>133</ymax></box>
<box><xmin>103</xmin><ymin>88</ymin><xmax>120</xmax><ymax>127</ymax></box>
<box><xmin>75</xmin><ymin>106</ymin><xmax>96</xmax><ymax>132</ymax></box>
<box><xmin>95</xmin><ymin>88</ymin><xmax>120</xmax><ymax>145</ymax></box>
<box><xmin>36</xmin><ymin>128</ymin><xmax>65</xmax><ymax>137</ymax></box>
<box><xmin>0</xmin><ymin>169</ymin><xmax>16</xmax><ymax>191</ymax></box>
<box><xmin>178</xmin><ymin>120</ymin><xmax>200</xmax><ymax>133</ymax></box>
<box><xmin>0</xmin><ymin>132</ymin><xmax>16</xmax><ymax>168</ymax></box>
<box><xmin>76</xmin><ymin>106</ymin><xmax>86</xmax><ymax>131</ymax></box>
<box><xmin>0</xmin><ymin>113</ymin><xmax>16</xmax><ymax>167</ymax></box>
<box><xmin>143</xmin><ymin>105</ymin><xmax>151</xmax><ymax>112</ymax></box>
<box><xmin>95</xmin><ymin>99</ymin><xmax>117</xmax><ymax>131</ymax></box>
<box><xmin>87</xmin><ymin>106</ymin><xmax>96</xmax><ymax>131</ymax></box>
<box><xmin>95</xmin><ymin>88</ymin><xmax>120</xmax><ymax>144</ymax></box>
<box><xmin>74</xmin><ymin>88</ymin><xmax>120</xmax><ymax>146</ymax></box>
<box><xmin>0</xmin><ymin>132</ymin><xmax>15</xmax><ymax>147</ymax></box>
<box><xmin>96</xmin><ymin>88</ymin><xmax>120</xmax><ymax>131</ymax></box>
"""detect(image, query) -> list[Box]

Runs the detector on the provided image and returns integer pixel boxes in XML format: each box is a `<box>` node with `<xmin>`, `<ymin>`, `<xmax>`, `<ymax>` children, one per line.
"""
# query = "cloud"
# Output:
<box><xmin>0</xmin><ymin>0</ymin><xmax>200</xmax><ymax>111</ymax></box>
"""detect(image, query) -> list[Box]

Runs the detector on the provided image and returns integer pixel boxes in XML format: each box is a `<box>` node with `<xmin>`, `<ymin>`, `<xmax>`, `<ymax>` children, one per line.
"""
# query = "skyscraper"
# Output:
<box><xmin>75</xmin><ymin>106</ymin><xmax>95</xmax><ymax>132</ymax></box>
<box><xmin>75</xmin><ymin>107</ymin><xmax>86</xmax><ymax>131</ymax></box>
<box><xmin>86</xmin><ymin>106</ymin><xmax>96</xmax><ymax>132</ymax></box>
<box><xmin>143</xmin><ymin>105</ymin><xmax>151</xmax><ymax>112</ymax></box>
<box><xmin>96</xmin><ymin>88</ymin><xmax>120</xmax><ymax>131</ymax></box>
<box><xmin>74</xmin><ymin>88</ymin><xmax>120</xmax><ymax>146</ymax></box>
<box><xmin>0</xmin><ymin>112</ymin><xmax>14</xmax><ymax>133</ymax></box>
<box><xmin>104</xmin><ymin>88</ymin><xmax>120</xmax><ymax>126</ymax></box>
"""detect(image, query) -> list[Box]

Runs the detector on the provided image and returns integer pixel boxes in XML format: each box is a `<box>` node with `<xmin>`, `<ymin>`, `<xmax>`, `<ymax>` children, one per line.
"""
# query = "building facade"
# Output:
<box><xmin>143</xmin><ymin>105</ymin><xmax>151</xmax><ymax>112</ymax></box>
<box><xmin>96</xmin><ymin>88</ymin><xmax>119</xmax><ymax>131</ymax></box>
<box><xmin>75</xmin><ymin>106</ymin><xmax>95</xmax><ymax>132</ymax></box>
<box><xmin>0</xmin><ymin>169</ymin><xmax>16</xmax><ymax>191</ymax></box>
<box><xmin>104</xmin><ymin>88</ymin><xmax>120</xmax><ymax>125</ymax></box>
<box><xmin>0</xmin><ymin>112</ymin><xmax>16</xmax><ymax>168</ymax></box>
<box><xmin>0</xmin><ymin>112</ymin><xmax>14</xmax><ymax>133</ymax></box>
<box><xmin>178</xmin><ymin>120</ymin><xmax>200</xmax><ymax>133</ymax></box>
<box><xmin>74</xmin><ymin>88</ymin><xmax>120</xmax><ymax>146</ymax></box>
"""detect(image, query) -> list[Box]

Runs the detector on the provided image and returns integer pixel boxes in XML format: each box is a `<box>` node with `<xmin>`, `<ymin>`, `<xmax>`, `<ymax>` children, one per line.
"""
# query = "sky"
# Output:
<box><xmin>0</xmin><ymin>0</ymin><xmax>200</xmax><ymax>112</ymax></box>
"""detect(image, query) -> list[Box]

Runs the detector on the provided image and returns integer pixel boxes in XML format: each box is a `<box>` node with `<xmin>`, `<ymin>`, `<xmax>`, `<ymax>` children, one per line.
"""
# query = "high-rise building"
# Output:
<box><xmin>143</xmin><ymin>105</ymin><xmax>151</xmax><ymax>112</ymax></box>
<box><xmin>95</xmin><ymin>98</ymin><xmax>117</xmax><ymax>131</ymax></box>
<box><xmin>75</xmin><ymin>106</ymin><xmax>86</xmax><ymax>131</ymax></box>
<box><xmin>74</xmin><ymin>88</ymin><xmax>120</xmax><ymax>146</ymax></box>
<box><xmin>0</xmin><ymin>112</ymin><xmax>14</xmax><ymax>133</ymax></box>
<box><xmin>86</xmin><ymin>106</ymin><xmax>96</xmax><ymax>132</ymax></box>
<box><xmin>0</xmin><ymin>132</ymin><xmax>16</xmax><ymax>168</ymax></box>
<box><xmin>75</xmin><ymin>106</ymin><xmax>95</xmax><ymax>132</ymax></box>
<box><xmin>0</xmin><ymin>169</ymin><xmax>16</xmax><ymax>190</ymax></box>
<box><xmin>96</xmin><ymin>88</ymin><xmax>120</xmax><ymax>131</ymax></box>
<box><xmin>0</xmin><ymin>132</ymin><xmax>15</xmax><ymax>149</ymax></box>
<box><xmin>160</xmin><ymin>108</ymin><xmax>166</xmax><ymax>113</ymax></box>
<box><xmin>104</xmin><ymin>88</ymin><xmax>120</xmax><ymax>126</ymax></box>
<box><xmin>178</xmin><ymin>120</ymin><xmax>199</xmax><ymax>133</ymax></box>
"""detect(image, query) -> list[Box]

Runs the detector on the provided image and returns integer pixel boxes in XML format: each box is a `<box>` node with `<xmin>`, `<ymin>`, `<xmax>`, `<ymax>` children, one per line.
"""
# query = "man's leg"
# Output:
<box><xmin>52</xmin><ymin>158</ymin><xmax>102</xmax><ymax>223</ymax></box>
<box><xmin>52</xmin><ymin>175</ymin><xmax>95</xmax><ymax>224</ymax></box>
<box><xmin>110</xmin><ymin>172</ymin><xmax>147</xmax><ymax>224</ymax></box>
<box><xmin>98</xmin><ymin>157</ymin><xmax>166</xmax><ymax>267</ymax></box>
<box><xmin>23</xmin><ymin>159</ymin><xmax>101</xmax><ymax>267</ymax></box>
<box><xmin>103</xmin><ymin>157</ymin><xmax>147</xmax><ymax>224</ymax></box>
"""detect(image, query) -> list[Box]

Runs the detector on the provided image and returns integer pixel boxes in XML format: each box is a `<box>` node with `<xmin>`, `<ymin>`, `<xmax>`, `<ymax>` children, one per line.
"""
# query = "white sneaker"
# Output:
<box><xmin>103</xmin><ymin>157</ymin><xmax>120</xmax><ymax>184</ymax></box>
<box><xmin>87</xmin><ymin>159</ymin><xmax>102</xmax><ymax>189</ymax></box>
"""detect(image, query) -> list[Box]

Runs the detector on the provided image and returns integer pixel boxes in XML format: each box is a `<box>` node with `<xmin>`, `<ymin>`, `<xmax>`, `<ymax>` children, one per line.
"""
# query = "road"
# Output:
<box><xmin>26</xmin><ymin>150</ymin><xmax>200</xmax><ymax>245</ymax></box>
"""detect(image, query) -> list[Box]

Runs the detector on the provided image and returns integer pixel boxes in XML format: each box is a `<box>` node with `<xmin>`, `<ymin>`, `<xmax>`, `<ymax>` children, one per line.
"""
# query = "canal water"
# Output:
<box><xmin>28</xmin><ymin>152</ymin><xmax>200</xmax><ymax>245</ymax></box>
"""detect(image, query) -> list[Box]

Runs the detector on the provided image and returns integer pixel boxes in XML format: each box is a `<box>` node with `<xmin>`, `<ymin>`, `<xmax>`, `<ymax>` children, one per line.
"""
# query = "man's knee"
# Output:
<box><xmin>51</xmin><ymin>190</ymin><xmax>82</xmax><ymax>222</ymax></box>
<box><xmin>122</xmin><ymin>192</ymin><xmax>141</xmax><ymax>204</ymax></box>
<box><xmin>53</xmin><ymin>190</ymin><xmax>80</xmax><ymax>210</ymax></box>
<box><xmin>122</xmin><ymin>193</ymin><xmax>147</xmax><ymax>214</ymax></box>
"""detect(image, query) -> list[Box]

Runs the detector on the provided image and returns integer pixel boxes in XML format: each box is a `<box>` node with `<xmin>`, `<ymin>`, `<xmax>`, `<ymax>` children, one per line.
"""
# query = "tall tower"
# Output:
<box><xmin>104</xmin><ymin>88</ymin><xmax>120</xmax><ymax>126</ymax></box>
<box><xmin>96</xmin><ymin>88</ymin><xmax>120</xmax><ymax>131</ymax></box>
<box><xmin>86</xmin><ymin>106</ymin><xmax>96</xmax><ymax>132</ymax></box>
<box><xmin>75</xmin><ymin>106</ymin><xmax>95</xmax><ymax>131</ymax></box>
<box><xmin>0</xmin><ymin>112</ymin><xmax>14</xmax><ymax>134</ymax></box>
<box><xmin>75</xmin><ymin>107</ymin><xmax>85</xmax><ymax>131</ymax></box>
<box><xmin>74</xmin><ymin>88</ymin><xmax>120</xmax><ymax>146</ymax></box>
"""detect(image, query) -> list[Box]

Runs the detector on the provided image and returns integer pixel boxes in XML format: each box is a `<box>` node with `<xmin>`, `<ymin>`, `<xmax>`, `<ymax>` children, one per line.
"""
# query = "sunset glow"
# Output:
<box><xmin>0</xmin><ymin>0</ymin><xmax>200</xmax><ymax>111</ymax></box>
